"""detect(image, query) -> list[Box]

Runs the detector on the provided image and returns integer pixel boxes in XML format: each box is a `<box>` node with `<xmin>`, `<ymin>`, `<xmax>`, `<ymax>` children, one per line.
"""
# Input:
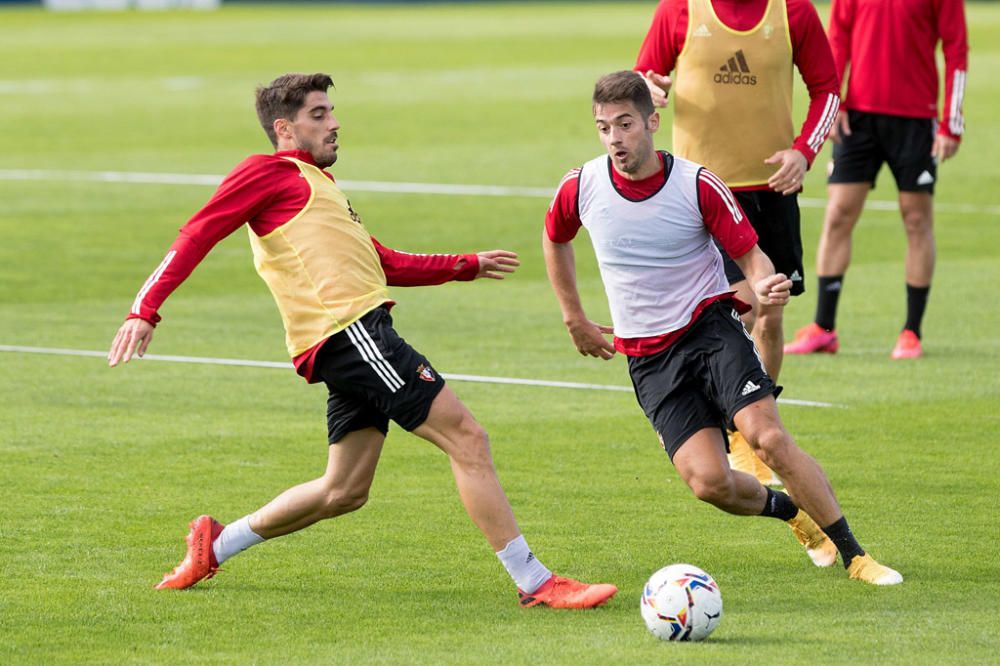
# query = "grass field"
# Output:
<box><xmin>1</xmin><ymin>2</ymin><xmax>999</xmax><ymax>664</ymax></box>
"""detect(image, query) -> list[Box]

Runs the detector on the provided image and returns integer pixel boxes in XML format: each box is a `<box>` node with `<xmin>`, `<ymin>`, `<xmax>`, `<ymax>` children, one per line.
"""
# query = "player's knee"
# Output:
<box><xmin>451</xmin><ymin>422</ymin><xmax>495</xmax><ymax>470</ymax></box>
<box><xmin>688</xmin><ymin>473</ymin><xmax>735</xmax><ymax>508</ymax></box>
<box><xmin>748</xmin><ymin>426</ymin><xmax>791</xmax><ymax>468</ymax></box>
<box><xmin>319</xmin><ymin>487</ymin><xmax>370</xmax><ymax>518</ymax></box>
<box><xmin>824</xmin><ymin>203</ymin><xmax>859</xmax><ymax>234</ymax></box>
<box><xmin>901</xmin><ymin>209</ymin><xmax>933</xmax><ymax>237</ymax></box>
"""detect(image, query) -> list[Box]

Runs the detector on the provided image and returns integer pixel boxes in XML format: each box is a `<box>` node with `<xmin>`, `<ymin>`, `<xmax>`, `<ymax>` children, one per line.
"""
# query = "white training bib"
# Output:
<box><xmin>577</xmin><ymin>154</ymin><xmax>730</xmax><ymax>338</ymax></box>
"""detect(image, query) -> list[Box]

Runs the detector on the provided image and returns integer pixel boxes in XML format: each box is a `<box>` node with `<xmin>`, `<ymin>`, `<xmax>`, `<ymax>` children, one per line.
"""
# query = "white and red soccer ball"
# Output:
<box><xmin>640</xmin><ymin>563</ymin><xmax>723</xmax><ymax>641</ymax></box>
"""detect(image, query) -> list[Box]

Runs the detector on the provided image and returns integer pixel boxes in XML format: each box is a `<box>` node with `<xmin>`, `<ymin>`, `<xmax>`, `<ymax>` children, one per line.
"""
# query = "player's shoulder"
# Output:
<box><xmin>554</xmin><ymin>165</ymin><xmax>584</xmax><ymax>192</ymax></box>
<box><xmin>231</xmin><ymin>152</ymin><xmax>303</xmax><ymax>177</ymax></box>
<box><xmin>784</xmin><ymin>0</ymin><xmax>824</xmax><ymax>23</ymax></box>
<box><xmin>654</xmin><ymin>0</ymin><xmax>687</xmax><ymax>18</ymax></box>
<box><xmin>669</xmin><ymin>154</ymin><xmax>706</xmax><ymax>179</ymax></box>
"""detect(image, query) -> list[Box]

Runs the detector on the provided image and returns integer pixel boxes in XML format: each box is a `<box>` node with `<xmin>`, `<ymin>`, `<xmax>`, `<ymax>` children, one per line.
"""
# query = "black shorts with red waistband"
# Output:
<box><xmin>313</xmin><ymin>306</ymin><xmax>445</xmax><ymax>444</ymax></box>
<box><xmin>627</xmin><ymin>302</ymin><xmax>780</xmax><ymax>461</ymax></box>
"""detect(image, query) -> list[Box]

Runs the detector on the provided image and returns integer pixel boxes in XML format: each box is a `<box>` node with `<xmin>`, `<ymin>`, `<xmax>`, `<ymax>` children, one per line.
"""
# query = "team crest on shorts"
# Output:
<box><xmin>416</xmin><ymin>363</ymin><xmax>436</xmax><ymax>382</ymax></box>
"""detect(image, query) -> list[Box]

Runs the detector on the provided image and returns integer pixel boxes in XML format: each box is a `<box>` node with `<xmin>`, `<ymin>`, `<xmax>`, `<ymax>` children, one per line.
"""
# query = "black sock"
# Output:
<box><xmin>759</xmin><ymin>487</ymin><xmax>799</xmax><ymax>521</ymax></box>
<box><xmin>814</xmin><ymin>275</ymin><xmax>844</xmax><ymax>331</ymax></box>
<box><xmin>822</xmin><ymin>516</ymin><xmax>865</xmax><ymax>568</ymax></box>
<box><xmin>904</xmin><ymin>284</ymin><xmax>930</xmax><ymax>339</ymax></box>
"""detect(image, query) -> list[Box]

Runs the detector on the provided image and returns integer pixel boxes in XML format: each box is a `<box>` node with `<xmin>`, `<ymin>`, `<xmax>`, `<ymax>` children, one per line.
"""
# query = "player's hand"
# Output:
<box><xmin>932</xmin><ymin>133</ymin><xmax>960</xmax><ymax>163</ymax></box>
<box><xmin>474</xmin><ymin>250</ymin><xmax>520</xmax><ymax>280</ymax></box>
<box><xmin>765</xmin><ymin>148</ymin><xmax>808</xmax><ymax>196</ymax></box>
<box><xmin>829</xmin><ymin>110</ymin><xmax>851</xmax><ymax>144</ymax></box>
<box><xmin>642</xmin><ymin>70</ymin><xmax>672</xmax><ymax>108</ymax></box>
<box><xmin>566</xmin><ymin>318</ymin><xmax>616</xmax><ymax>360</ymax></box>
<box><xmin>108</xmin><ymin>318</ymin><xmax>155</xmax><ymax>367</ymax></box>
<box><xmin>753</xmin><ymin>273</ymin><xmax>792</xmax><ymax>306</ymax></box>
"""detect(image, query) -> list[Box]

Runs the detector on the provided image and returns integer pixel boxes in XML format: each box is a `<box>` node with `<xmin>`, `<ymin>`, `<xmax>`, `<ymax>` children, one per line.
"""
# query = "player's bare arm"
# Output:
<box><xmin>108</xmin><ymin>317</ymin><xmax>155</xmax><ymax>367</ymax></box>
<box><xmin>473</xmin><ymin>249</ymin><xmax>520</xmax><ymax>280</ymax></box>
<box><xmin>641</xmin><ymin>70</ymin><xmax>672</xmax><ymax>108</ymax></box>
<box><xmin>542</xmin><ymin>233</ymin><xmax>615</xmax><ymax>360</ymax></box>
<box><xmin>732</xmin><ymin>245</ymin><xmax>792</xmax><ymax>307</ymax></box>
<box><xmin>764</xmin><ymin>148</ymin><xmax>808</xmax><ymax>196</ymax></box>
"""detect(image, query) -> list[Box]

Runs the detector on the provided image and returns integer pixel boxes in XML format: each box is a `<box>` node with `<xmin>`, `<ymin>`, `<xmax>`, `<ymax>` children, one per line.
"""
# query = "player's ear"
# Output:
<box><xmin>647</xmin><ymin>111</ymin><xmax>660</xmax><ymax>133</ymax></box>
<box><xmin>274</xmin><ymin>118</ymin><xmax>292</xmax><ymax>142</ymax></box>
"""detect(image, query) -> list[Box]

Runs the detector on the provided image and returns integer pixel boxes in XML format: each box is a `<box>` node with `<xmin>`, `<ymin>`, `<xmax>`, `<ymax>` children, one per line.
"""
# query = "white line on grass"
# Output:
<box><xmin>1</xmin><ymin>168</ymin><xmax>998</xmax><ymax>216</ymax></box>
<box><xmin>0</xmin><ymin>344</ymin><xmax>839</xmax><ymax>408</ymax></box>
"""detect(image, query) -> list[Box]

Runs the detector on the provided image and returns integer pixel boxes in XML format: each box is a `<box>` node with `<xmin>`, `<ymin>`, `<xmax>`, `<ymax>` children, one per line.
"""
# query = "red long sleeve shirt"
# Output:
<box><xmin>828</xmin><ymin>0</ymin><xmax>968</xmax><ymax>139</ymax></box>
<box><xmin>127</xmin><ymin>149</ymin><xmax>480</xmax><ymax>382</ymax></box>
<box><xmin>635</xmin><ymin>0</ymin><xmax>840</xmax><ymax>189</ymax></box>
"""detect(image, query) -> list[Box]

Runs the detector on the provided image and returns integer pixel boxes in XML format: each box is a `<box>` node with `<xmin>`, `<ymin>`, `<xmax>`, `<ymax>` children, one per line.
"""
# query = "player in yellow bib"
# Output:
<box><xmin>636</xmin><ymin>0</ymin><xmax>840</xmax><ymax>485</ymax></box>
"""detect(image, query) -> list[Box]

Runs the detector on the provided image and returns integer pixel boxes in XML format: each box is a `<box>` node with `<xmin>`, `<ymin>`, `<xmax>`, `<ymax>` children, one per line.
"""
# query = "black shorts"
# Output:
<box><xmin>627</xmin><ymin>302</ymin><xmax>779</xmax><ymax>461</ymax></box>
<box><xmin>828</xmin><ymin>110</ymin><xmax>937</xmax><ymax>194</ymax></box>
<box><xmin>717</xmin><ymin>190</ymin><xmax>805</xmax><ymax>296</ymax></box>
<box><xmin>313</xmin><ymin>306</ymin><xmax>446</xmax><ymax>444</ymax></box>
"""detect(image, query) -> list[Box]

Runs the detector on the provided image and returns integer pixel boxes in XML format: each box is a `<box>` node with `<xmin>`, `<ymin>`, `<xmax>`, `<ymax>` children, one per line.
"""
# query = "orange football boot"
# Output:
<box><xmin>891</xmin><ymin>329</ymin><xmax>923</xmax><ymax>359</ymax></box>
<box><xmin>518</xmin><ymin>575</ymin><xmax>618</xmax><ymax>609</ymax></box>
<box><xmin>784</xmin><ymin>323</ymin><xmax>839</xmax><ymax>355</ymax></box>
<box><xmin>155</xmin><ymin>515</ymin><xmax>225</xmax><ymax>590</ymax></box>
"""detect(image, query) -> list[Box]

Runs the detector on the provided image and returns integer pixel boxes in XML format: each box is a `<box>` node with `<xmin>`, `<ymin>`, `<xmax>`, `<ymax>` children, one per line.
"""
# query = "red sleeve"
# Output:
<box><xmin>127</xmin><ymin>156</ymin><xmax>280</xmax><ymax>325</ymax></box>
<box><xmin>697</xmin><ymin>168</ymin><xmax>757</xmax><ymax>258</ymax></box>
<box><xmin>936</xmin><ymin>0</ymin><xmax>968</xmax><ymax>139</ymax></box>
<box><xmin>788</xmin><ymin>0</ymin><xmax>841</xmax><ymax>165</ymax></box>
<box><xmin>544</xmin><ymin>169</ymin><xmax>582</xmax><ymax>243</ymax></box>
<box><xmin>371</xmin><ymin>237</ymin><xmax>479</xmax><ymax>286</ymax></box>
<box><xmin>635</xmin><ymin>0</ymin><xmax>686</xmax><ymax>75</ymax></box>
<box><xmin>827</xmin><ymin>0</ymin><xmax>853</xmax><ymax>91</ymax></box>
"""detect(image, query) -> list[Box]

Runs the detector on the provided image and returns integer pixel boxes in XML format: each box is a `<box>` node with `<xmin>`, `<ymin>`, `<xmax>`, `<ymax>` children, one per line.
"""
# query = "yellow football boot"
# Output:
<box><xmin>847</xmin><ymin>554</ymin><xmax>904</xmax><ymax>586</ymax></box>
<box><xmin>786</xmin><ymin>510</ymin><xmax>838</xmax><ymax>568</ymax></box>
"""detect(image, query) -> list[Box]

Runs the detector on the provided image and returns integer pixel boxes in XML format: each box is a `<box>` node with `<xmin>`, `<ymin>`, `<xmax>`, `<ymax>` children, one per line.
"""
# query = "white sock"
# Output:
<box><xmin>496</xmin><ymin>535</ymin><xmax>552</xmax><ymax>594</ymax></box>
<box><xmin>212</xmin><ymin>515</ymin><xmax>265</xmax><ymax>565</ymax></box>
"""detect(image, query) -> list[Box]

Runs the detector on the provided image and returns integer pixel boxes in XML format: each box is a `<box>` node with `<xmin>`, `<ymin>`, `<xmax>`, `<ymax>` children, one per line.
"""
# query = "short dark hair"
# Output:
<box><xmin>592</xmin><ymin>70</ymin><xmax>654</xmax><ymax>119</ymax></box>
<box><xmin>255</xmin><ymin>73</ymin><xmax>334</xmax><ymax>148</ymax></box>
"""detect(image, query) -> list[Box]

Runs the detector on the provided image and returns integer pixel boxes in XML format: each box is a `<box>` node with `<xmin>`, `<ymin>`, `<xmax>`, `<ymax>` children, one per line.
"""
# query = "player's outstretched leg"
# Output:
<box><xmin>155</xmin><ymin>515</ymin><xmax>225</xmax><ymax>590</ymax></box>
<box><xmin>414</xmin><ymin>386</ymin><xmax>617</xmax><ymax>608</ymax></box>
<box><xmin>735</xmin><ymin>398</ymin><xmax>903</xmax><ymax>585</ymax></box>
<box><xmin>156</xmin><ymin>428</ymin><xmax>386</xmax><ymax>590</ymax></box>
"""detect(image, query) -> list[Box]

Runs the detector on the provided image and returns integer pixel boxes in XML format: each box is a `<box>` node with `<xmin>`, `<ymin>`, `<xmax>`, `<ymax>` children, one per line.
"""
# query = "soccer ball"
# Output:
<box><xmin>640</xmin><ymin>563</ymin><xmax>723</xmax><ymax>641</ymax></box>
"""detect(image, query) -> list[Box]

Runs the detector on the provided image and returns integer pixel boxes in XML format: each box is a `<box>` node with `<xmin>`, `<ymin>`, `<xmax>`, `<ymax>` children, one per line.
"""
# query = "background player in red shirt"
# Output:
<box><xmin>107</xmin><ymin>73</ymin><xmax>617</xmax><ymax>609</ymax></box>
<box><xmin>636</xmin><ymin>0</ymin><xmax>840</xmax><ymax>484</ymax></box>
<box><xmin>786</xmin><ymin>0</ymin><xmax>968</xmax><ymax>359</ymax></box>
<box><xmin>543</xmin><ymin>71</ymin><xmax>902</xmax><ymax>586</ymax></box>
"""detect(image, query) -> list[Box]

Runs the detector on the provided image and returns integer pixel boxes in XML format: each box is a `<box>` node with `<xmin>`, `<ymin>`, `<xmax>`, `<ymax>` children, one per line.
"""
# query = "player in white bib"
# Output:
<box><xmin>543</xmin><ymin>71</ymin><xmax>901</xmax><ymax>586</ymax></box>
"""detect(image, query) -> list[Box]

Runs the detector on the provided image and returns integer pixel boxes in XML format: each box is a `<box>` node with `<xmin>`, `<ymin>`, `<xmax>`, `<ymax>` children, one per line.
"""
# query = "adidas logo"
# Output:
<box><xmin>693</xmin><ymin>23</ymin><xmax>712</xmax><ymax>38</ymax></box>
<box><xmin>790</xmin><ymin>270</ymin><xmax>802</xmax><ymax>282</ymax></box>
<box><xmin>917</xmin><ymin>170</ymin><xmax>935</xmax><ymax>186</ymax></box>
<box><xmin>824</xmin><ymin>280</ymin><xmax>842</xmax><ymax>292</ymax></box>
<box><xmin>741</xmin><ymin>379</ymin><xmax>761</xmax><ymax>396</ymax></box>
<box><xmin>714</xmin><ymin>50</ymin><xmax>757</xmax><ymax>86</ymax></box>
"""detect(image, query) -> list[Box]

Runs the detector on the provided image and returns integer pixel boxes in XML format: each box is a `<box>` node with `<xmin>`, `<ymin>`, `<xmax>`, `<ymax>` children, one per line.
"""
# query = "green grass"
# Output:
<box><xmin>2</xmin><ymin>2</ymin><xmax>999</xmax><ymax>664</ymax></box>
